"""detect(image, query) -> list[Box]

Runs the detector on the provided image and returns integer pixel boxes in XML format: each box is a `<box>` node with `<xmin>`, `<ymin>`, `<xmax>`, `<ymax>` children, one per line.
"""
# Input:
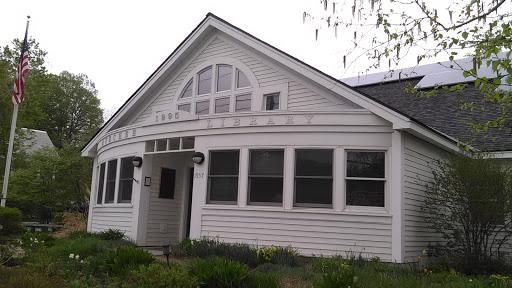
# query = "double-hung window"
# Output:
<box><xmin>345</xmin><ymin>151</ymin><xmax>386</xmax><ymax>207</ymax></box>
<box><xmin>294</xmin><ymin>149</ymin><xmax>333</xmax><ymax>207</ymax></box>
<box><xmin>208</xmin><ymin>150</ymin><xmax>240</xmax><ymax>204</ymax></box>
<box><xmin>248</xmin><ymin>149</ymin><xmax>284</xmax><ymax>205</ymax></box>
<box><xmin>96</xmin><ymin>163</ymin><xmax>106</xmax><ymax>204</ymax></box>
<box><xmin>118</xmin><ymin>157</ymin><xmax>135</xmax><ymax>203</ymax></box>
<box><xmin>96</xmin><ymin>157</ymin><xmax>135</xmax><ymax>205</ymax></box>
<box><xmin>105</xmin><ymin>159</ymin><xmax>117</xmax><ymax>204</ymax></box>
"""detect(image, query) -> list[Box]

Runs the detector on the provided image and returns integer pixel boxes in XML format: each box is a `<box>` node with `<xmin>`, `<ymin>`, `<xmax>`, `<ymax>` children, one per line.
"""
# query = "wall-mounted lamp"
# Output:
<box><xmin>192</xmin><ymin>152</ymin><xmax>205</xmax><ymax>164</ymax></box>
<box><xmin>132</xmin><ymin>156</ymin><xmax>143</xmax><ymax>168</ymax></box>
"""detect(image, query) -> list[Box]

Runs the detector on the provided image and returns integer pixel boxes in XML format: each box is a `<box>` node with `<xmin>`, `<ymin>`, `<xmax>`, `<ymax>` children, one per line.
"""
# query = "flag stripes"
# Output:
<box><xmin>12</xmin><ymin>34</ymin><xmax>29</xmax><ymax>105</ymax></box>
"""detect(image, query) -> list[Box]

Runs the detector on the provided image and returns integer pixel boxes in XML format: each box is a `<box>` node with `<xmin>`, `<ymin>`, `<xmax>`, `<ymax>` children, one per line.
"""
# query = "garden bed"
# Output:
<box><xmin>1</xmin><ymin>231</ymin><xmax>512</xmax><ymax>287</ymax></box>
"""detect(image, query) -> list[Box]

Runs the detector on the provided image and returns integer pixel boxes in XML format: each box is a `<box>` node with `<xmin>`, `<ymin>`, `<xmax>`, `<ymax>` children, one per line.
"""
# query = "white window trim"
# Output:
<box><xmin>293</xmin><ymin>148</ymin><xmax>335</xmax><ymax>209</ymax></box>
<box><xmin>95</xmin><ymin>155</ymin><xmax>136</xmax><ymax>206</ymax></box>
<box><xmin>174</xmin><ymin>57</ymin><xmax>263</xmax><ymax>114</ymax></box>
<box><xmin>343</xmin><ymin>149</ymin><xmax>389</xmax><ymax>213</ymax></box>
<box><xmin>247</xmin><ymin>148</ymin><xmax>286</xmax><ymax>207</ymax></box>
<box><xmin>206</xmin><ymin>149</ymin><xmax>241</xmax><ymax>205</ymax></box>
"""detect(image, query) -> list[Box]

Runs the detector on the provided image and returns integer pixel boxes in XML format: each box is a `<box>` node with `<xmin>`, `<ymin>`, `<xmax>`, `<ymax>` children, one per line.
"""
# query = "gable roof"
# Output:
<box><xmin>81</xmin><ymin>13</ymin><xmax>463</xmax><ymax>157</ymax></box>
<box><xmin>342</xmin><ymin>59</ymin><xmax>512</xmax><ymax>152</ymax></box>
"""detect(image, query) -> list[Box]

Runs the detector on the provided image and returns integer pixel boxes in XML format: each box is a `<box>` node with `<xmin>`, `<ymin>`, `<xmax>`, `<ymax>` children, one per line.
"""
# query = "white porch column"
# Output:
<box><xmin>86</xmin><ymin>156</ymin><xmax>98</xmax><ymax>232</ymax></box>
<box><xmin>391</xmin><ymin>130</ymin><xmax>404</xmax><ymax>262</ymax></box>
<box><xmin>134</xmin><ymin>153</ymin><xmax>153</xmax><ymax>245</ymax></box>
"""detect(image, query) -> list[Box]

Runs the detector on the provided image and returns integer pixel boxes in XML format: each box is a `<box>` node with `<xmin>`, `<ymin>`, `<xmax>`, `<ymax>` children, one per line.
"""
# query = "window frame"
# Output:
<box><xmin>117</xmin><ymin>157</ymin><xmax>135</xmax><ymax>203</ymax></box>
<box><xmin>247</xmin><ymin>149</ymin><xmax>285</xmax><ymax>206</ymax></box>
<box><xmin>207</xmin><ymin>150</ymin><xmax>241</xmax><ymax>205</ymax></box>
<box><xmin>264</xmin><ymin>93</ymin><xmax>280</xmax><ymax>111</ymax></box>
<box><xmin>293</xmin><ymin>149</ymin><xmax>334</xmax><ymax>208</ymax></box>
<box><xmin>95</xmin><ymin>156</ymin><xmax>136</xmax><ymax>206</ymax></box>
<box><xmin>104</xmin><ymin>159</ymin><xmax>118</xmax><ymax>204</ymax></box>
<box><xmin>175</xmin><ymin>62</ymin><xmax>255</xmax><ymax>115</ymax></box>
<box><xmin>96</xmin><ymin>162</ymin><xmax>106</xmax><ymax>205</ymax></box>
<box><xmin>344</xmin><ymin>150</ymin><xmax>387</xmax><ymax>209</ymax></box>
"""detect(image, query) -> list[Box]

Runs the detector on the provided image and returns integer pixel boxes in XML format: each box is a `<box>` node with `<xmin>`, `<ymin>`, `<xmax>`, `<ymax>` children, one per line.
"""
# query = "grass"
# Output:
<box><xmin>2</xmin><ymin>234</ymin><xmax>512</xmax><ymax>287</ymax></box>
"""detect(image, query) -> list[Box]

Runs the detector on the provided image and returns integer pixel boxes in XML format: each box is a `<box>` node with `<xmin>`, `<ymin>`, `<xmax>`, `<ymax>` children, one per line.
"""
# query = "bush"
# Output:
<box><xmin>66</xmin><ymin>230</ymin><xmax>96</xmax><ymax>239</ymax></box>
<box><xmin>125</xmin><ymin>263</ymin><xmax>200</xmax><ymax>288</ymax></box>
<box><xmin>97</xmin><ymin>228</ymin><xmax>125</xmax><ymax>240</ymax></box>
<box><xmin>423</xmin><ymin>152</ymin><xmax>512</xmax><ymax>274</ymax></box>
<box><xmin>245</xmin><ymin>273</ymin><xmax>279</xmax><ymax>288</ymax></box>
<box><xmin>188</xmin><ymin>257</ymin><xmax>250</xmax><ymax>288</ymax></box>
<box><xmin>313</xmin><ymin>263</ymin><xmax>360</xmax><ymax>288</ymax></box>
<box><xmin>269</xmin><ymin>246</ymin><xmax>299</xmax><ymax>267</ymax></box>
<box><xmin>187</xmin><ymin>238</ymin><xmax>257</xmax><ymax>266</ymax></box>
<box><xmin>105</xmin><ymin>246</ymin><xmax>154</xmax><ymax>277</ymax></box>
<box><xmin>0</xmin><ymin>206</ymin><xmax>23</xmax><ymax>236</ymax></box>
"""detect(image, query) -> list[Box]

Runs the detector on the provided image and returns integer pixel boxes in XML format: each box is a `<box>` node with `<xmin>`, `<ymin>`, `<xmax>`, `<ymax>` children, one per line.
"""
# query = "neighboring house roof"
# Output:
<box><xmin>21</xmin><ymin>128</ymin><xmax>54</xmax><ymax>153</ymax></box>
<box><xmin>81</xmin><ymin>13</ymin><xmax>470</xmax><ymax>156</ymax></box>
<box><xmin>342</xmin><ymin>59</ymin><xmax>512</xmax><ymax>152</ymax></box>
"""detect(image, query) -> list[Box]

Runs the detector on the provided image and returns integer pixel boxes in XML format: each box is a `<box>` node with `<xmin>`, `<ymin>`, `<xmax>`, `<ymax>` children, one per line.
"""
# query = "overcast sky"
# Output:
<box><xmin>1</xmin><ymin>0</ymin><xmax>449</xmax><ymax>113</ymax></box>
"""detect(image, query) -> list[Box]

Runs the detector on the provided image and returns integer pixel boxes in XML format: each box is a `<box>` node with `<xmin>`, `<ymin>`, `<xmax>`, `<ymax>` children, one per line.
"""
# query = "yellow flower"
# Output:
<box><xmin>418</xmin><ymin>256</ymin><xmax>421</xmax><ymax>259</ymax></box>
<box><xmin>424</xmin><ymin>268</ymin><xmax>427</xmax><ymax>273</ymax></box>
<box><xmin>422</xmin><ymin>250</ymin><xmax>426</xmax><ymax>255</ymax></box>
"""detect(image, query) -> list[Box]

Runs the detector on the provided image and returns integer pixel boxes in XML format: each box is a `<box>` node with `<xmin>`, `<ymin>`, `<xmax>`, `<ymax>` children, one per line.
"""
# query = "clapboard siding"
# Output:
<box><xmin>145</xmin><ymin>154</ymin><xmax>189</xmax><ymax>246</ymax></box>
<box><xmin>200</xmin><ymin>208</ymin><xmax>392</xmax><ymax>260</ymax></box>
<box><xmin>132</xmin><ymin>36</ymin><xmax>353</xmax><ymax>125</ymax></box>
<box><xmin>402</xmin><ymin>133</ymin><xmax>446</xmax><ymax>258</ymax></box>
<box><xmin>90</xmin><ymin>206</ymin><xmax>133</xmax><ymax>236</ymax></box>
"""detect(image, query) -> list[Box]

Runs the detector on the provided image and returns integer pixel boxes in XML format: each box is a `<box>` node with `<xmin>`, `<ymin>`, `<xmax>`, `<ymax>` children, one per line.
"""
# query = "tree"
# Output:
<box><xmin>306</xmin><ymin>0</ymin><xmax>512</xmax><ymax>133</ymax></box>
<box><xmin>35</xmin><ymin>71</ymin><xmax>103</xmax><ymax>149</ymax></box>
<box><xmin>423</xmin><ymin>152</ymin><xmax>512</xmax><ymax>274</ymax></box>
<box><xmin>0</xmin><ymin>38</ymin><xmax>103</xmax><ymax>220</ymax></box>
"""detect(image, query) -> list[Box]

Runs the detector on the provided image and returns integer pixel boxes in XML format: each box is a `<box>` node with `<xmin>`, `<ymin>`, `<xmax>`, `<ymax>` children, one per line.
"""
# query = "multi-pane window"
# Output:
<box><xmin>180</xmin><ymin>79</ymin><xmax>193</xmax><ymax>98</ymax></box>
<box><xmin>217</xmin><ymin>65</ymin><xmax>232</xmax><ymax>92</ymax></box>
<box><xmin>177</xmin><ymin>103</ymin><xmax>191</xmax><ymax>113</ymax></box>
<box><xmin>236</xmin><ymin>69</ymin><xmax>251</xmax><ymax>88</ymax></box>
<box><xmin>248</xmin><ymin>150</ymin><xmax>284</xmax><ymax>205</ymax></box>
<box><xmin>265</xmin><ymin>93</ymin><xmax>280</xmax><ymax>110</ymax></box>
<box><xmin>346</xmin><ymin>151</ymin><xmax>385</xmax><ymax>207</ymax></box>
<box><xmin>235</xmin><ymin>94</ymin><xmax>251</xmax><ymax>112</ymax></box>
<box><xmin>96</xmin><ymin>163</ymin><xmax>106</xmax><ymax>204</ymax></box>
<box><xmin>196</xmin><ymin>100</ymin><xmax>210</xmax><ymax>115</ymax></box>
<box><xmin>97</xmin><ymin>157</ymin><xmax>136</xmax><ymax>205</ymax></box>
<box><xmin>118</xmin><ymin>157</ymin><xmax>134</xmax><ymax>203</ymax></box>
<box><xmin>208</xmin><ymin>150</ymin><xmax>240</xmax><ymax>204</ymax></box>
<box><xmin>215</xmin><ymin>97</ymin><xmax>230</xmax><ymax>113</ymax></box>
<box><xmin>105</xmin><ymin>159</ymin><xmax>118</xmax><ymax>204</ymax></box>
<box><xmin>197</xmin><ymin>67</ymin><xmax>212</xmax><ymax>95</ymax></box>
<box><xmin>177</xmin><ymin>65</ymin><xmax>253</xmax><ymax>115</ymax></box>
<box><xmin>294</xmin><ymin>149</ymin><xmax>333</xmax><ymax>207</ymax></box>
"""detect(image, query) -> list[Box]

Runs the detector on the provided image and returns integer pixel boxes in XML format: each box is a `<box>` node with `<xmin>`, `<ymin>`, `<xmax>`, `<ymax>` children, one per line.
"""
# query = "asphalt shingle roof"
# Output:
<box><xmin>354</xmin><ymin>79</ymin><xmax>512</xmax><ymax>151</ymax></box>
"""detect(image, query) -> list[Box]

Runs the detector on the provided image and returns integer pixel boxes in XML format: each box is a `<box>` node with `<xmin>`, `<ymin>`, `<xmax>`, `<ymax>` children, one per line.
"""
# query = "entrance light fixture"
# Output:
<box><xmin>192</xmin><ymin>152</ymin><xmax>205</xmax><ymax>164</ymax></box>
<box><xmin>132</xmin><ymin>156</ymin><xmax>143</xmax><ymax>168</ymax></box>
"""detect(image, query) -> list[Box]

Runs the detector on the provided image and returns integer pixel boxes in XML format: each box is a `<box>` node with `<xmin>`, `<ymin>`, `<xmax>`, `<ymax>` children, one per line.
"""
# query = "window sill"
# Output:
<box><xmin>202</xmin><ymin>204</ymin><xmax>391</xmax><ymax>217</ymax></box>
<box><xmin>94</xmin><ymin>203</ymin><xmax>133</xmax><ymax>208</ymax></box>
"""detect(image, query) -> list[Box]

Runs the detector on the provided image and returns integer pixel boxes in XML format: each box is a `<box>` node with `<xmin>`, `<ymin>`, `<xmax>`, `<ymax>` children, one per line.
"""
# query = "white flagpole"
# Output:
<box><xmin>1</xmin><ymin>104</ymin><xmax>19</xmax><ymax>207</ymax></box>
<box><xmin>1</xmin><ymin>16</ymin><xmax>30</xmax><ymax>207</ymax></box>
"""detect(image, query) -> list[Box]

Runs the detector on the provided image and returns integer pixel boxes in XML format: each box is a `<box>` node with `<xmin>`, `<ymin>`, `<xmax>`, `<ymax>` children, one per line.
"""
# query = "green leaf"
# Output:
<box><xmin>462</xmin><ymin>31</ymin><xmax>469</xmax><ymax>39</ymax></box>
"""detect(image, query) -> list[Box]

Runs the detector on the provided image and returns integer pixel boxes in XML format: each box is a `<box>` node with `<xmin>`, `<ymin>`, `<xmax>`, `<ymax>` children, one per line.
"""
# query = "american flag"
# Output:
<box><xmin>12</xmin><ymin>31</ymin><xmax>29</xmax><ymax>105</ymax></box>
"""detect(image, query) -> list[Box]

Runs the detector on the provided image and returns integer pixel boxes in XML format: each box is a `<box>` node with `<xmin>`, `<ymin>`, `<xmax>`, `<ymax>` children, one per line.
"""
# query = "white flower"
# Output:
<box><xmin>80</xmin><ymin>260</ymin><xmax>84</xmax><ymax>263</ymax></box>
<box><xmin>69</xmin><ymin>253</ymin><xmax>75</xmax><ymax>259</ymax></box>
<box><xmin>30</xmin><ymin>238</ymin><xmax>33</xmax><ymax>241</ymax></box>
<box><xmin>34</xmin><ymin>239</ymin><xmax>39</xmax><ymax>244</ymax></box>
<box><xmin>75</xmin><ymin>255</ymin><xmax>80</xmax><ymax>260</ymax></box>
<box><xmin>42</xmin><ymin>240</ymin><xmax>45</xmax><ymax>243</ymax></box>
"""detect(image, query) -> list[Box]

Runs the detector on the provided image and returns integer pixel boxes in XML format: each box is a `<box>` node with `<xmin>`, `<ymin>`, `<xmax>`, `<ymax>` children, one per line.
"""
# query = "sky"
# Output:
<box><xmin>1</xmin><ymin>0</ymin><xmax>454</xmax><ymax>114</ymax></box>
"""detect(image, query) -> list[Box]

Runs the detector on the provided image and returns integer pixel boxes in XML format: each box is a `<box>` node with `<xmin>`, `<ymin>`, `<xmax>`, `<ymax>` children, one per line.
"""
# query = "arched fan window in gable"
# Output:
<box><xmin>177</xmin><ymin>64</ymin><xmax>253</xmax><ymax>115</ymax></box>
